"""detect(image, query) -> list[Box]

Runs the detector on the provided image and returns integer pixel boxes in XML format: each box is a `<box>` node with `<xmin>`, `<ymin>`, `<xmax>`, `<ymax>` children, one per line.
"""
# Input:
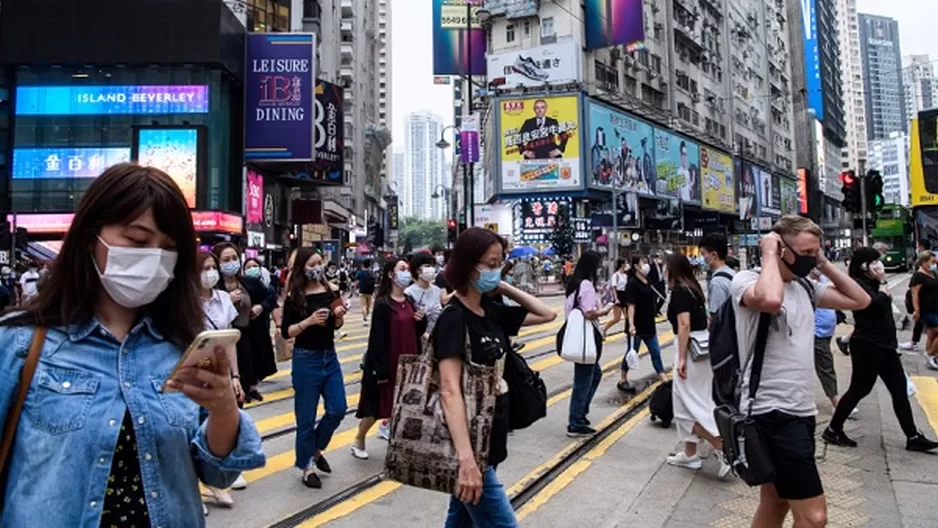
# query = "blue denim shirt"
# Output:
<box><xmin>0</xmin><ymin>317</ymin><xmax>266</xmax><ymax>528</ymax></box>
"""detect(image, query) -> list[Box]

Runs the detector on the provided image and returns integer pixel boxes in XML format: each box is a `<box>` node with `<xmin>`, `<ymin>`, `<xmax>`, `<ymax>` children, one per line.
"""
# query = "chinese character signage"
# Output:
<box><xmin>14</xmin><ymin>85</ymin><xmax>209</xmax><ymax>115</ymax></box>
<box><xmin>133</xmin><ymin>127</ymin><xmax>202</xmax><ymax>208</ymax></box>
<box><xmin>585</xmin><ymin>99</ymin><xmax>655</xmax><ymax>193</ymax></box>
<box><xmin>432</xmin><ymin>0</ymin><xmax>486</xmax><ymax>76</ymax></box>
<box><xmin>12</xmin><ymin>148</ymin><xmax>131</xmax><ymax>179</ymax></box>
<box><xmin>388</xmin><ymin>195</ymin><xmax>399</xmax><ymax>231</ymax></box>
<box><xmin>309</xmin><ymin>80</ymin><xmax>345</xmax><ymax>184</ymax></box>
<box><xmin>511</xmin><ymin>198</ymin><xmax>590</xmax><ymax>244</ymax></box>
<box><xmin>244</xmin><ymin>33</ymin><xmax>317</xmax><ymax>162</ymax></box>
<box><xmin>486</xmin><ymin>41</ymin><xmax>580</xmax><ymax>89</ymax></box>
<box><xmin>801</xmin><ymin>0</ymin><xmax>824</xmax><ymax>120</ymax></box>
<box><xmin>246</xmin><ymin>170</ymin><xmax>264</xmax><ymax>225</ymax></box>
<box><xmin>498</xmin><ymin>95</ymin><xmax>582</xmax><ymax>193</ymax></box>
<box><xmin>700</xmin><ymin>146</ymin><xmax>736</xmax><ymax>213</ymax></box>
<box><xmin>585</xmin><ymin>0</ymin><xmax>645</xmax><ymax>51</ymax></box>
<box><xmin>460</xmin><ymin>113</ymin><xmax>480</xmax><ymax>164</ymax></box>
<box><xmin>654</xmin><ymin>128</ymin><xmax>701</xmax><ymax>203</ymax></box>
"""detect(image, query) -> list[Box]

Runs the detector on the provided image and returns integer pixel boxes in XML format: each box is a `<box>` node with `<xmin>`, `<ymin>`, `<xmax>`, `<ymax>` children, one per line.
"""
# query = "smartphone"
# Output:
<box><xmin>329</xmin><ymin>297</ymin><xmax>345</xmax><ymax>312</ymax></box>
<box><xmin>161</xmin><ymin>329</ymin><xmax>241</xmax><ymax>392</ymax></box>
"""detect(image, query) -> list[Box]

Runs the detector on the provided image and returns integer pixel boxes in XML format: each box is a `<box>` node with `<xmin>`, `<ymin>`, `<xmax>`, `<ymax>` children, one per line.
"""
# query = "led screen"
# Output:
<box><xmin>136</xmin><ymin>128</ymin><xmax>199</xmax><ymax>207</ymax></box>
<box><xmin>13</xmin><ymin>148</ymin><xmax>131</xmax><ymax>179</ymax></box>
<box><xmin>15</xmin><ymin>85</ymin><xmax>209</xmax><ymax>115</ymax></box>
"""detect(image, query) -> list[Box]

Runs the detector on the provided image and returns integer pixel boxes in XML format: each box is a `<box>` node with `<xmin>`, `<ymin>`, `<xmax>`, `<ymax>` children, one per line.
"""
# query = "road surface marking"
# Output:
<box><xmin>911</xmin><ymin>376</ymin><xmax>938</xmax><ymax>436</ymax></box>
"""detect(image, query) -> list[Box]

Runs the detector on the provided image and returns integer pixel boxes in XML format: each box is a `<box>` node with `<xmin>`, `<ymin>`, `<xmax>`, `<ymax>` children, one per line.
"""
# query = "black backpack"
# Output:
<box><xmin>905</xmin><ymin>288</ymin><xmax>914</xmax><ymax>314</ymax></box>
<box><xmin>359</xmin><ymin>270</ymin><xmax>376</xmax><ymax>293</ymax></box>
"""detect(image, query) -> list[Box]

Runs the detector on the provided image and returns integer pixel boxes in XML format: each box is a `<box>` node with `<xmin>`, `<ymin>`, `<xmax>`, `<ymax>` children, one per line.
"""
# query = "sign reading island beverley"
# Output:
<box><xmin>244</xmin><ymin>33</ymin><xmax>318</xmax><ymax>162</ymax></box>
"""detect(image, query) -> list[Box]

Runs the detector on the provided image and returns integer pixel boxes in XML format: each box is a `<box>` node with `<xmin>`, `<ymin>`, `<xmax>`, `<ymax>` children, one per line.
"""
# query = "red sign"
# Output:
<box><xmin>8</xmin><ymin>211</ymin><xmax>243</xmax><ymax>235</ymax></box>
<box><xmin>797</xmin><ymin>168</ymin><xmax>809</xmax><ymax>214</ymax></box>
<box><xmin>191</xmin><ymin>211</ymin><xmax>243</xmax><ymax>234</ymax></box>
<box><xmin>246</xmin><ymin>170</ymin><xmax>264</xmax><ymax>225</ymax></box>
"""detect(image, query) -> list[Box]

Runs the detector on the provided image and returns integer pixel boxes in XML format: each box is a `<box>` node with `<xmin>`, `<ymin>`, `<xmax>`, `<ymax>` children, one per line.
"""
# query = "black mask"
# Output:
<box><xmin>782</xmin><ymin>241</ymin><xmax>817</xmax><ymax>278</ymax></box>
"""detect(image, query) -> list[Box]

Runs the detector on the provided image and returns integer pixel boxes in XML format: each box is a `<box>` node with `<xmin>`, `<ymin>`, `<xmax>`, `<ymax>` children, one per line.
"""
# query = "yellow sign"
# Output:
<box><xmin>499</xmin><ymin>95</ymin><xmax>581</xmax><ymax>193</ymax></box>
<box><xmin>700</xmin><ymin>146</ymin><xmax>735</xmax><ymax>213</ymax></box>
<box><xmin>911</xmin><ymin>113</ymin><xmax>938</xmax><ymax>207</ymax></box>
<box><xmin>484</xmin><ymin>223</ymin><xmax>498</xmax><ymax>232</ymax></box>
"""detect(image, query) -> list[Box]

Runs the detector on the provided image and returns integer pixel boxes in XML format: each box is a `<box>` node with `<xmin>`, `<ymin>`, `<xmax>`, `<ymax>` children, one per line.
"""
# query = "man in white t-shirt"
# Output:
<box><xmin>19</xmin><ymin>263</ymin><xmax>40</xmax><ymax>302</ymax></box>
<box><xmin>730</xmin><ymin>215</ymin><xmax>870</xmax><ymax>528</ymax></box>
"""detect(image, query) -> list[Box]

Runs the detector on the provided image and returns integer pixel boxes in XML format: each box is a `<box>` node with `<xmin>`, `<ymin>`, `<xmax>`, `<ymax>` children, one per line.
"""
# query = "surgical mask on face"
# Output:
<box><xmin>639</xmin><ymin>263</ymin><xmax>651</xmax><ymax>276</ymax></box>
<box><xmin>867</xmin><ymin>261</ymin><xmax>885</xmax><ymax>276</ymax></box>
<box><xmin>305</xmin><ymin>267</ymin><xmax>323</xmax><ymax>281</ymax></box>
<box><xmin>419</xmin><ymin>266</ymin><xmax>436</xmax><ymax>282</ymax></box>
<box><xmin>781</xmin><ymin>242</ymin><xmax>817</xmax><ymax>278</ymax></box>
<box><xmin>472</xmin><ymin>266</ymin><xmax>503</xmax><ymax>294</ymax></box>
<box><xmin>435</xmin><ymin>255</ymin><xmax>445</xmax><ymax>266</ymax></box>
<box><xmin>220</xmin><ymin>261</ymin><xmax>241</xmax><ymax>277</ymax></box>
<box><xmin>394</xmin><ymin>271</ymin><xmax>413</xmax><ymax>288</ymax></box>
<box><xmin>200</xmin><ymin>269</ymin><xmax>220</xmax><ymax>289</ymax></box>
<box><xmin>95</xmin><ymin>236</ymin><xmax>177</xmax><ymax>309</ymax></box>
<box><xmin>244</xmin><ymin>267</ymin><xmax>261</xmax><ymax>279</ymax></box>
<box><xmin>929</xmin><ymin>263</ymin><xmax>937</xmax><ymax>273</ymax></box>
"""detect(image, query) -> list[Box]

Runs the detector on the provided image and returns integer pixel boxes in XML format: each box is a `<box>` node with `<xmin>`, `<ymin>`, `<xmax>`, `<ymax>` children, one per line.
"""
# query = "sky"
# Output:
<box><xmin>390</xmin><ymin>0</ymin><xmax>938</xmax><ymax>150</ymax></box>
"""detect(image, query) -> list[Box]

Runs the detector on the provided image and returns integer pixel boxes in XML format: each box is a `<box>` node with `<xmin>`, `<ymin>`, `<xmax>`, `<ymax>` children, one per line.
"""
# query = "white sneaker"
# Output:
<box><xmin>203</xmin><ymin>503</ymin><xmax>209</xmax><ymax>516</ymax></box>
<box><xmin>899</xmin><ymin>342</ymin><xmax>918</xmax><ymax>351</ymax></box>
<box><xmin>230</xmin><ymin>474</ymin><xmax>247</xmax><ymax>490</ymax></box>
<box><xmin>848</xmin><ymin>407</ymin><xmax>860</xmax><ymax>420</ymax></box>
<box><xmin>208</xmin><ymin>487</ymin><xmax>234</xmax><ymax>507</ymax></box>
<box><xmin>927</xmin><ymin>356</ymin><xmax>938</xmax><ymax>371</ymax></box>
<box><xmin>714</xmin><ymin>450</ymin><xmax>731</xmax><ymax>478</ymax></box>
<box><xmin>666</xmin><ymin>451</ymin><xmax>702</xmax><ymax>470</ymax></box>
<box><xmin>377</xmin><ymin>420</ymin><xmax>390</xmax><ymax>440</ymax></box>
<box><xmin>350</xmin><ymin>444</ymin><xmax>369</xmax><ymax>460</ymax></box>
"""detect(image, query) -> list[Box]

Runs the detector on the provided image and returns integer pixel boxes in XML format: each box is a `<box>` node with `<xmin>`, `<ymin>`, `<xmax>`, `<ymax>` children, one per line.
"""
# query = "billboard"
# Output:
<box><xmin>432</xmin><ymin>0</ymin><xmax>486</xmax><ymax>76</ymax></box>
<box><xmin>388</xmin><ymin>195</ymin><xmax>400</xmax><ymax>231</ymax></box>
<box><xmin>8</xmin><ymin>211</ymin><xmax>241</xmax><ymax>235</ymax></box>
<box><xmin>486</xmin><ymin>40</ymin><xmax>580</xmax><ymax>89</ymax></box>
<box><xmin>310</xmin><ymin>80</ymin><xmax>345</xmax><ymax>183</ymax></box>
<box><xmin>911</xmin><ymin>109</ymin><xmax>938</xmax><ymax>206</ymax></box>
<box><xmin>498</xmin><ymin>95</ymin><xmax>581</xmax><ymax>193</ymax></box>
<box><xmin>797</xmin><ymin>168</ymin><xmax>809</xmax><ymax>214</ymax></box>
<box><xmin>133</xmin><ymin>127</ymin><xmax>202</xmax><ymax>208</ymax></box>
<box><xmin>15</xmin><ymin>85</ymin><xmax>209</xmax><ymax>115</ymax></box>
<box><xmin>779</xmin><ymin>177</ymin><xmax>798</xmax><ymax>215</ymax></box>
<box><xmin>246</xmin><ymin>170</ymin><xmax>264</xmax><ymax>225</ymax></box>
<box><xmin>244</xmin><ymin>33</ymin><xmax>317</xmax><ymax>162</ymax></box>
<box><xmin>585</xmin><ymin>0</ymin><xmax>645</xmax><ymax>51</ymax></box>
<box><xmin>654</xmin><ymin>129</ymin><xmax>700</xmax><ymax>203</ymax></box>
<box><xmin>753</xmin><ymin>165</ymin><xmax>779</xmax><ymax>215</ymax></box>
<box><xmin>585</xmin><ymin>100</ymin><xmax>656</xmax><ymax>194</ymax></box>
<box><xmin>801</xmin><ymin>0</ymin><xmax>824</xmax><ymax>120</ymax></box>
<box><xmin>461</xmin><ymin>114</ymin><xmax>480</xmax><ymax>164</ymax></box>
<box><xmin>737</xmin><ymin>159</ymin><xmax>756</xmax><ymax>220</ymax></box>
<box><xmin>700</xmin><ymin>146</ymin><xmax>735</xmax><ymax>213</ymax></box>
<box><xmin>12</xmin><ymin>148</ymin><xmax>131</xmax><ymax>179</ymax></box>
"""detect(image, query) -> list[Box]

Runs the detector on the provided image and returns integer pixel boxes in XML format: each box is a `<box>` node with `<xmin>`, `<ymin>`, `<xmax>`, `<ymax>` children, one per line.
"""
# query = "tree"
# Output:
<box><xmin>398</xmin><ymin>217</ymin><xmax>446</xmax><ymax>254</ymax></box>
<box><xmin>549</xmin><ymin>204</ymin><xmax>576</xmax><ymax>259</ymax></box>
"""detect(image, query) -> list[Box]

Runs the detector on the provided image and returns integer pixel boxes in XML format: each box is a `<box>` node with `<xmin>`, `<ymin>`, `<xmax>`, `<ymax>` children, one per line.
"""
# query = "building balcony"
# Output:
<box><xmin>341</xmin><ymin>43</ymin><xmax>353</xmax><ymax>62</ymax></box>
<box><xmin>674</xmin><ymin>26</ymin><xmax>704</xmax><ymax>53</ymax></box>
<box><xmin>341</xmin><ymin>0</ymin><xmax>354</xmax><ymax>17</ymax></box>
<box><xmin>341</xmin><ymin>20</ymin><xmax>353</xmax><ymax>37</ymax></box>
<box><xmin>340</xmin><ymin>66</ymin><xmax>353</xmax><ymax>81</ymax></box>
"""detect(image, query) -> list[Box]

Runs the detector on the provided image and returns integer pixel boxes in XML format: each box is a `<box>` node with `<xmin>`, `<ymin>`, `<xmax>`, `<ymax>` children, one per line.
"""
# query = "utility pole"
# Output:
<box><xmin>463</xmin><ymin>0</ymin><xmax>474</xmax><ymax>228</ymax></box>
<box><xmin>610</xmin><ymin>188</ymin><xmax>619</xmax><ymax>279</ymax></box>
<box><xmin>859</xmin><ymin>160</ymin><xmax>868</xmax><ymax>246</ymax></box>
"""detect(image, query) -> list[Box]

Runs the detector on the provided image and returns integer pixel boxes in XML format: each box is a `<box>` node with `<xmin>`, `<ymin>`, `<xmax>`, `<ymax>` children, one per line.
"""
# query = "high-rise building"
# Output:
<box><xmin>903</xmin><ymin>54</ymin><xmax>935</xmax><ymax>123</ymax></box>
<box><xmin>403</xmin><ymin>112</ymin><xmax>446</xmax><ymax>220</ymax></box>
<box><xmin>392</xmin><ymin>151</ymin><xmax>404</xmax><ymax>192</ymax></box>
<box><xmin>837</xmin><ymin>0</ymin><xmax>868</xmax><ymax>172</ymax></box>
<box><xmin>859</xmin><ymin>14</ymin><xmax>907</xmax><ymax>141</ymax></box>
<box><xmin>377</xmin><ymin>0</ymin><xmax>392</xmax><ymax>192</ymax></box>
<box><xmin>867</xmin><ymin>131</ymin><xmax>910</xmax><ymax>205</ymax></box>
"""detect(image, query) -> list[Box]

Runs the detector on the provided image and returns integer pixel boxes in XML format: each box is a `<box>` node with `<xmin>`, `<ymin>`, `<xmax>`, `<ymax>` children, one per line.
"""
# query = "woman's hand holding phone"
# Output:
<box><xmin>307</xmin><ymin>308</ymin><xmax>330</xmax><ymax>326</ymax></box>
<box><xmin>166</xmin><ymin>347</ymin><xmax>237</xmax><ymax>413</ymax></box>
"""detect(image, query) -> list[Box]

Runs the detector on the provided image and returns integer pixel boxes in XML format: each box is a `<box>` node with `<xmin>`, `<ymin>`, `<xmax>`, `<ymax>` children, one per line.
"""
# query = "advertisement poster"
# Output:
<box><xmin>244</xmin><ymin>33</ymin><xmax>317</xmax><ymax>162</ymax></box>
<box><xmin>512</xmin><ymin>198</ymin><xmax>589</xmax><ymax>244</ymax></box>
<box><xmin>911</xmin><ymin>110</ymin><xmax>938</xmax><ymax>206</ymax></box>
<box><xmin>486</xmin><ymin>40</ymin><xmax>580</xmax><ymax>89</ymax></box>
<box><xmin>15</xmin><ymin>85</ymin><xmax>209</xmax><ymax>115</ymax></box>
<box><xmin>12</xmin><ymin>148</ymin><xmax>131</xmax><ymax>179</ymax></box>
<box><xmin>134</xmin><ymin>128</ymin><xmax>200</xmax><ymax>208</ymax></box>
<box><xmin>460</xmin><ymin>113</ymin><xmax>480</xmax><ymax>164</ymax></box>
<box><xmin>387</xmin><ymin>195</ymin><xmax>399</xmax><ymax>231</ymax></box>
<box><xmin>753</xmin><ymin>165</ymin><xmax>779</xmax><ymax>215</ymax></box>
<box><xmin>797</xmin><ymin>168</ymin><xmax>810</xmax><ymax>214</ymax></box>
<box><xmin>432</xmin><ymin>0</ymin><xmax>486</xmax><ymax>76</ymax></box>
<box><xmin>499</xmin><ymin>95</ymin><xmax>581</xmax><ymax>193</ymax></box>
<box><xmin>700</xmin><ymin>146</ymin><xmax>735</xmax><ymax>213</ymax></box>
<box><xmin>737</xmin><ymin>159</ymin><xmax>756</xmax><ymax>221</ymax></box>
<box><xmin>779</xmin><ymin>177</ymin><xmax>798</xmax><ymax>215</ymax></box>
<box><xmin>310</xmin><ymin>80</ymin><xmax>344</xmax><ymax>183</ymax></box>
<box><xmin>801</xmin><ymin>0</ymin><xmax>824</xmax><ymax>120</ymax></box>
<box><xmin>246</xmin><ymin>170</ymin><xmax>264</xmax><ymax>225</ymax></box>
<box><xmin>654</xmin><ymin>129</ymin><xmax>700</xmax><ymax>203</ymax></box>
<box><xmin>643</xmin><ymin>199</ymin><xmax>683</xmax><ymax>231</ymax></box>
<box><xmin>585</xmin><ymin>100</ymin><xmax>656</xmax><ymax>194</ymax></box>
<box><xmin>585</xmin><ymin>0</ymin><xmax>645</xmax><ymax>51</ymax></box>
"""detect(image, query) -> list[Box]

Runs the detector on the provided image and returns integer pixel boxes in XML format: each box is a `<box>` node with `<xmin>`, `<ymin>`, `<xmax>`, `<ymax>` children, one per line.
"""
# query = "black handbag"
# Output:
<box><xmin>504</xmin><ymin>345</ymin><xmax>547</xmax><ymax>430</ymax></box>
<box><xmin>713</xmin><ymin>312</ymin><xmax>776</xmax><ymax>486</ymax></box>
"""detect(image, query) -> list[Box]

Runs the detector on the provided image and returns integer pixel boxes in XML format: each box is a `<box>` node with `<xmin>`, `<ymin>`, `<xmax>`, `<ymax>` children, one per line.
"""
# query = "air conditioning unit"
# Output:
<box><xmin>610</xmin><ymin>48</ymin><xmax>622</xmax><ymax>61</ymax></box>
<box><xmin>692</xmin><ymin>92</ymin><xmax>701</xmax><ymax>103</ymax></box>
<box><xmin>649</xmin><ymin>70</ymin><xmax>658</xmax><ymax>79</ymax></box>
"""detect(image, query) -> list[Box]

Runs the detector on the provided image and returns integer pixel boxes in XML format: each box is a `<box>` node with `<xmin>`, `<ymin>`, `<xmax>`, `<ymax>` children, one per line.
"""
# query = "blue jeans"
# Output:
<box><xmin>622</xmin><ymin>334</ymin><xmax>665</xmax><ymax>374</ymax></box>
<box><xmin>445</xmin><ymin>467</ymin><xmax>518</xmax><ymax>528</ymax></box>
<box><xmin>568</xmin><ymin>362</ymin><xmax>603</xmax><ymax>428</ymax></box>
<box><xmin>292</xmin><ymin>348</ymin><xmax>348</xmax><ymax>470</ymax></box>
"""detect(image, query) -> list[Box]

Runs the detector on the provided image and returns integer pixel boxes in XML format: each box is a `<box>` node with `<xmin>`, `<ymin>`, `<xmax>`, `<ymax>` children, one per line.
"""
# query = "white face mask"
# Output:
<box><xmin>639</xmin><ymin>263</ymin><xmax>651</xmax><ymax>276</ymax></box>
<box><xmin>419</xmin><ymin>266</ymin><xmax>437</xmax><ymax>282</ymax></box>
<box><xmin>95</xmin><ymin>236</ymin><xmax>177</xmax><ymax>309</ymax></box>
<box><xmin>201</xmin><ymin>269</ymin><xmax>220</xmax><ymax>290</ymax></box>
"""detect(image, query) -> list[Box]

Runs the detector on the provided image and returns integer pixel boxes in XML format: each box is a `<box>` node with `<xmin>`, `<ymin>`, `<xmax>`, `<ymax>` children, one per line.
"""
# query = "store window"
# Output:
<box><xmin>248</xmin><ymin>0</ymin><xmax>291</xmax><ymax>32</ymax></box>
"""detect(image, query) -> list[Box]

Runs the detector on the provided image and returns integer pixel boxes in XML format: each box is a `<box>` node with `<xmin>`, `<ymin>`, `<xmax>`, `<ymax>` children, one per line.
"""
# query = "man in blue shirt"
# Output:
<box><xmin>812</xmin><ymin>271</ymin><xmax>853</xmax><ymax>413</ymax></box>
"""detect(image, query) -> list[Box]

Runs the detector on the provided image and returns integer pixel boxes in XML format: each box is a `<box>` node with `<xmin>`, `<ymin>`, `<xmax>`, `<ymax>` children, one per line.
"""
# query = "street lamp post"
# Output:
<box><xmin>431</xmin><ymin>184</ymin><xmax>450</xmax><ymax>221</ymax></box>
<box><xmin>436</xmin><ymin>125</ymin><xmax>466</xmax><ymax>230</ymax></box>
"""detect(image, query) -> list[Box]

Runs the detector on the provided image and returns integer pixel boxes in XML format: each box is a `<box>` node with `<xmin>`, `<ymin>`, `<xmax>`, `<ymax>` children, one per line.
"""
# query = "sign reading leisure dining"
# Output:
<box><xmin>499</xmin><ymin>95</ymin><xmax>581</xmax><ymax>193</ymax></box>
<box><xmin>14</xmin><ymin>85</ymin><xmax>209</xmax><ymax>115</ymax></box>
<box><xmin>432</xmin><ymin>0</ymin><xmax>487</xmax><ymax>76</ymax></box>
<box><xmin>132</xmin><ymin>127</ymin><xmax>202</xmax><ymax>208</ymax></box>
<box><xmin>244</xmin><ymin>33</ymin><xmax>317</xmax><ymax>162</ymax></box>
<box><xmin>584</xmin><ymin>0</ymin><xmax>645</xmax><ymax>51</ymax></box>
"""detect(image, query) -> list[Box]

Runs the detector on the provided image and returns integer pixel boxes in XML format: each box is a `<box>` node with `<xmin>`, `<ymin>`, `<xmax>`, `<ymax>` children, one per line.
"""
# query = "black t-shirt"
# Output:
<box><xmin>853</xmin><ymin>282</ymin><xmax>898</xmax><ymax>350</ymax></box>
<box><xmin>433</xmin><ymin>297</ymin><xmax>527</xmax><ymax>467</ymax></box>
<box><xmin>281</xmin><ymin>291</ymin><xmax>339</xmax><ymax>350</ymax></box>
<box><xmin>667</xmin><ymin>285</ymin><xmax>708</xmax><ymax>334</ymax></box>
<box><xmin>910</xmin><ymin>271</ymin><xmax>938</xmax><ymax>313</ymax></box>
<box><xmin>624</xmin><ymin>278</ymin><xmax>658</xmax><ymax>336</ymax></box>
<box><xmin>435</xmin><ymin>270</ymin><xmax>453</xmax><ymax>293</ymax></box>
<box><xmin>356</xmin><ymin>270</ymin><xmax>376</xmax><ymax>294</ymax></box>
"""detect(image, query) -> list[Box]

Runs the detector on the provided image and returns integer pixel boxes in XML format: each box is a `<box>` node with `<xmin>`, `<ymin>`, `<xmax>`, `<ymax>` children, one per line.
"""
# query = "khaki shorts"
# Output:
<box><xmin>360</xmin><ymin>293</ymin><xmax>373</xmax><ymax>307</ymax></box>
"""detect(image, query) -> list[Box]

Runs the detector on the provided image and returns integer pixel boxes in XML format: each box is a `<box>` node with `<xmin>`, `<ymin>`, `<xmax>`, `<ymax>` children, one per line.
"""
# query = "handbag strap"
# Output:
<box><xmin>745</xmin><ymin>313</ymin><xmax>772</xmax><ymax>415</ymax></box>
<box><xmin>0</xmin><ymin>327</ymin><xmax>46</xmax><ymax>478</ymax></box>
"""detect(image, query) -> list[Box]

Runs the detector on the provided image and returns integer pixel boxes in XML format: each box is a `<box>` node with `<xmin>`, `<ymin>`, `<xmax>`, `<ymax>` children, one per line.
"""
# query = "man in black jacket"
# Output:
<box><xmin>519</xmin><ymin>99</ymin><xmax>568</xmax><ymax>159</ymax></box>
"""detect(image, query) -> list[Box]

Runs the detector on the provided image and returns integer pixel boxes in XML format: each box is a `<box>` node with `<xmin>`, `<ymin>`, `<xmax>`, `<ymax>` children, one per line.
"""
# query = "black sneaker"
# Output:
<box><xmin>822</xmin><ymin>427</ymin><xmax>858</xmax><ymax>447</ymax></box>
<box><xmin>834</xmin><ymin>337</ymin><xmax>850</xmax><ymax>356</ymax></box>
<box><xmin>566</xmin><ymin>425</ymin><xmax>597</xmax><ymax>438</ymax></box>
<box><xmin>616</xmin><ymin>381</ymin><xmax>637</xmax><ymax>393</ymax></box>
<box><xmin>906</xmin><ymin>433</ymin><xmax>938</xmax><ymax>453</ymax></box>
<box><xmin>315</xmin><ymin>454</ymin><xmax>332</xmax><ymax>474</ymax></box>
<box><xmin>302</xmin><ymin>471</ymin><xmax>322</xmax><ymax>489</ymax></box>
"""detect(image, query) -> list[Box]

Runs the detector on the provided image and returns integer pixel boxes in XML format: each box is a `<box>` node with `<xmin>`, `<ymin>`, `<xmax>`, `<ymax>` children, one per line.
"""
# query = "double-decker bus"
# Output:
<box><xmin>910</xmin><ymin>108</ymin><xmax>938</xmax><ymax>251</ymax></box>
<box><xmin>872</xmin><ymin>204</ymin><xmax>915</xmax><ymax>270</ymax></box>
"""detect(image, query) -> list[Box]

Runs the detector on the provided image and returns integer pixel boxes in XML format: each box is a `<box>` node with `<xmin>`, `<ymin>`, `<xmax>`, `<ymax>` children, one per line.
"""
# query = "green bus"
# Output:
<box><xmin>871</xmin><ymin>205</ymin><xmax>915</xmax><ymax>271</ymax></box>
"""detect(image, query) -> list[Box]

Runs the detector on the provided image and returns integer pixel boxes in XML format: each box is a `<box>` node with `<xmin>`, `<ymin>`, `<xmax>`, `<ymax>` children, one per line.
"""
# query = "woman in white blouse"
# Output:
<box><xmin>197</xmin><ymin>250</ymin><xmax>246</xmax><ymax>511</ymax></box>
<box><xmin>602</xmin><ymin>259</ymin><xmax>630</xmax><ymax>337</ymax></box>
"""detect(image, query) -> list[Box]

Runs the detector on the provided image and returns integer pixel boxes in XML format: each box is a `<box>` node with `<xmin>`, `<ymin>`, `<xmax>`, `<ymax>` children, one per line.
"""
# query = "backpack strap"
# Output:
<box><xmin>745</xmin><ymin>313</ymin><xmax>772</xmax><ymax>415</ymax></box>
<box><xmin>794</xmin><ymin>277</ymin><xmax>817</xmax><ymax>309</ymax></box>
<box><xmin>712</xmin><ymin>271</ymin><xmax>734</xmax><ymax>282</ymax></box>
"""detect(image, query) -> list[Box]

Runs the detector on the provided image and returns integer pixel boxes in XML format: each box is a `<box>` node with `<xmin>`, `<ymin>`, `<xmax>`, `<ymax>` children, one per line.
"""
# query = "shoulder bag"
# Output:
<box><xmin>384</xmin><ymin>306</ymin><xmax>500</xmax><ymax>495</ymax></box>
<box><xmin>0</xmin><ymin>328</ymin><xmax>47</xmax><ymax>512</ymax></box>
<box><xmin>556</xmin><ymin>283</ymin><xmax>603</xmax><ymax>364</ymax></box>
<box><xmin>685</xmin><ymin>286</ymin><xmax>710</xmax><ymax>362</ymax></box>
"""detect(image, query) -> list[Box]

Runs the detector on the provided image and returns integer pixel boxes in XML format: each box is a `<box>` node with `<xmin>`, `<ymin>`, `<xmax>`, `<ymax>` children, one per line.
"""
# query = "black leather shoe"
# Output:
<box><xmin>315</xmin><ymin>454</ymin><xmax>332</xmax><ymax>474</ymax></box>
<box><xmin>906</xmin><ymin>433</ymin><xmax>938</xmax><ymax>453</ymax></box>
<box><xmin>822</xmin><ymin>427</ymin><xmax>858</xmax><ymax>447</ymax></box>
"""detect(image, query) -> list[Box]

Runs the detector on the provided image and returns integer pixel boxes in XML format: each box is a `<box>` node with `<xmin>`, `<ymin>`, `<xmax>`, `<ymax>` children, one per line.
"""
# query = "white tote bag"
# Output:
<box><xmin>558</xmin><ymin>307</ymin><xmax>601</xmax><ymax>364</ymax></box>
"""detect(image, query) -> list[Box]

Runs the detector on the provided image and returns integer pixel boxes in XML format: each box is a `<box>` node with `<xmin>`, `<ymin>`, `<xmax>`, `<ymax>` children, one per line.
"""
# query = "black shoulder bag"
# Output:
<box><xmin>713</xmin><ymin>312</ymin><xmax>776</xmax><ymax>486</ymax></box>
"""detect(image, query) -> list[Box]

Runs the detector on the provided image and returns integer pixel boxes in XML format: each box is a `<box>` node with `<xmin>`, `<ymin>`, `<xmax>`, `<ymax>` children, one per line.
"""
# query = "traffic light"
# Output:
<box><xmin>866</xmin><ymin>170</ymin><xmax>885</xmax><ymax>212</ymax></box>
<box><xmin>447</xmin><ymin>219</ymin><xmax>457</xmax><ymax>244</ymax></box>
<box><xmin>840</xmin><ymin>171</ymin><xmax>860</xmax><ymax>213</ymax></box>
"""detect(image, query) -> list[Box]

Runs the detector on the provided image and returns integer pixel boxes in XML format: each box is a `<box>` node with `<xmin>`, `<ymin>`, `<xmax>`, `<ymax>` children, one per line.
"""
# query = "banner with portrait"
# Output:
<box><xmin>653</xmin><ymin>129</ymin><xmax>700</xmax><ymax>204</ymax></box>
<box><xmin>700</xmin><ymin>146</ymin><xmax>735</xmax><ymax>213</ymax></box>
<box><xmin>585</xmin><ymin>100</ymin><xmax>656</xmax><ymax>195</ymax></box>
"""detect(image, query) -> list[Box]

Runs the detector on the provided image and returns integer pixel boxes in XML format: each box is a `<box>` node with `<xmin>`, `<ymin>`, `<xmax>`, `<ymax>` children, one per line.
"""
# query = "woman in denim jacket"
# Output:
<box><xmin>0</xmin><ymin>164</ymin><xmax>265</xmax><ymax>528</ymax></box>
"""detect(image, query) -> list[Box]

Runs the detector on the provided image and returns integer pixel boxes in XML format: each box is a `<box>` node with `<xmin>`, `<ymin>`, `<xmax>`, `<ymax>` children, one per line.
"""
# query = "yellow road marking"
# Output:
<box><xmin>295</xmin><ymin>481</ymin><xmax>403</xmax><ymax>527</ymax></box>
<box><xmin>254</xmin><ymin>392</ymin><xmax>363</xmax><ymax>436</ymax></box>
<box><xmin>912</xmin><ymin>376</ymin><xmax>938</xmax><ymax>436</ymax></box>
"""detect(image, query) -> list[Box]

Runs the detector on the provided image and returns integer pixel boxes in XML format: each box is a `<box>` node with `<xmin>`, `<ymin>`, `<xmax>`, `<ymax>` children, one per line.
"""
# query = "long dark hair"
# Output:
<box><xmin>376</xmin><ymin>257</ymin><xmax>405</xmax><ymax>299</ymax></box>
<box><xmin>628</xmin><ymin>255</ymin><xmax>647</xmax><ymax>277</ymax></box>
<box><xmin>287</xmin><ymin>247</ymin><xmax>334</xmax><ymax>315</ymax></box>
<box><xmin>665</xmin><ymin>253</ymin><xmax>704</xmax><ymax>302</ymax></box>
<box><xmin>848</xmin><ymin>247</ymin><xmax>882</xmax><ymax>288</ymax></box>
<box><xmin>444</xmin><ymin>227</ymin><xmax>504</xmax><ymax>295</ymax></box>
<box><xmin>2</xmin><ymin>163</ymin><xmax>203</xmax><ymax>347</ymax></box>
<box><xmin>565</xmin><ymin>250</ymin><xmax>603</xmax><ymax>297</ymax></box>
